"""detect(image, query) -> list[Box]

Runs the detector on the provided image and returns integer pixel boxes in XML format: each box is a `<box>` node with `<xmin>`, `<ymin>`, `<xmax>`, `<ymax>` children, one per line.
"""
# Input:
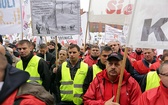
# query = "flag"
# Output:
<box><xmin>127</xmin><ymin>0</ymin><xmax>168</xmax><ymax>49</ymax></box>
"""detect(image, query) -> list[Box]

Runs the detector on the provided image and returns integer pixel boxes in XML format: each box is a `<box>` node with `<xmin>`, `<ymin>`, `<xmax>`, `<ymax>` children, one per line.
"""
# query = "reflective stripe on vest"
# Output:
<box><xmin>145</xmin><ymin>71</ymin><xmax>160</xmax><ymax>91</ymax></box>
<box><xmin>92</xmin><ymin>64</ymin><xmax>102</xmax><ymax>79</ymax></box>
<box><xmin>60</xmin><ymin>61</ymin><xmax>88</xmax><ymax>105</ymax></box>
<box><xmin>16</xmin><ymin>56</ymin><xmax>42</xmax><ymax>84</ymax></box>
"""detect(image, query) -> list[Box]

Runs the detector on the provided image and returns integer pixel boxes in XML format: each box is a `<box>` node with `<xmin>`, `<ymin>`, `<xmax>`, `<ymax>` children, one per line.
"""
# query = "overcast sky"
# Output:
<box><xmin>80</xmin><ymin>0</ymin><xmax>89</xmax><ymax>11</ymax></box>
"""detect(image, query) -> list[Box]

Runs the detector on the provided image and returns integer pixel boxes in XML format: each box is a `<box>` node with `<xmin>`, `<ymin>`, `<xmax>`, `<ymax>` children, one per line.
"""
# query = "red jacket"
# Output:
<box><xmin>83</xmin><ymin>70</ymin><xmax>142</xmax><ymax>105</ymax></box>
<box><xmin>129</xmin><ymin>52</ymin><xmax>144</xmax><ymax>61</ymax></box>
<box><xmin>138</xmin><ymin>82</ymin><xmax>168</xmax><ymax>105</ymax></box>
<box><xmin>150</xmin><ymin>61</ymin><xmax>161</xmax><ymax>71</ymax></box>
<box><xmin>83</xmin><ymin>55</ymin><xmax>98</xmax><ymax>66</ymax></box>
<box><xmin>1</xmin><ymin>89</ymin><xmax>46</xmax><ymax>105</ymax></box>
<box><xmin>133</xmin><ymin>59</ymin><xmax>158</xmax><ymax>74</ymax></box>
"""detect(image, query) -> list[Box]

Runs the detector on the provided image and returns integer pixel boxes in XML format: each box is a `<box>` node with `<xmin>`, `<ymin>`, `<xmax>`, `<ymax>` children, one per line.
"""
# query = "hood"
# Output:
<box><xmin>0</xmin><ymin>64</ymin><xmax>30</xmax><ymax>103</ymax></box>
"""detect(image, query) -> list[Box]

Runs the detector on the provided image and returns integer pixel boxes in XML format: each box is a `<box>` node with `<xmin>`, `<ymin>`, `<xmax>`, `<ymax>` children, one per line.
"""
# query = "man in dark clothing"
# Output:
<box><xmin>37</xmin><ymin>43</ymin><xmax>56</xmax><ymax>69</ymax></box>
<box><xmin>8</xmin><ymin>43</ymin><xmax>20</xmax><ymax>57</ymax></box>
<box><xmin>15</xmin><ymin>40</ymin><xmax>51</xmax><ymax>91</ymax></box>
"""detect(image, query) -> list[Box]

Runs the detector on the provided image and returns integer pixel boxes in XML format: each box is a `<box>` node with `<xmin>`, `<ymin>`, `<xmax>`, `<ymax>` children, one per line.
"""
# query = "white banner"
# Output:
<box><xmin>89</xmin><ymin>0</ymin><xmax>135</xmax><ymax>25</ymax></box>
<box><xmin>22</xmin><ymin>0</ymin><xmax>32</xmax><ymax>37</ymax></box>
<box><xmin>0</xmin><ymin>0</ymin><xmax>22</xmax><ymax>34</ymax></box>
<box><xmin>127</xmin><ymin>0</ymin><xmax>168</xmax><ymax>49</ymax></box>
<box><xmin>104</xmin><ymin>25</ymin><xmax>126</xmax><ymax>45</ymax></box>
<box><xmin>30</xmin><ymin>0</ymin><xmax>81</xmax><ymax>36</ymax></box>
<box><xmin>77</xmin><ymin>12</ymin><xmax>88</xmax><ymax>46</ymax></box>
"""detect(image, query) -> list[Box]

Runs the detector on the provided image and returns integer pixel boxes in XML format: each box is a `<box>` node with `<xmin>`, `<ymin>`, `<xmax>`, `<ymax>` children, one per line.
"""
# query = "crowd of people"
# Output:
<box><xmin>0</xmin><ymin>34</ymin><xmax>168</xmax><ymax>105</ymax></box>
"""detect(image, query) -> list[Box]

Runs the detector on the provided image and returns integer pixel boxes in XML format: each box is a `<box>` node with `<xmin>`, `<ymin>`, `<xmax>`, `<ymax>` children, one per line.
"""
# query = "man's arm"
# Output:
<box><xmin>54</xmin><ymin>65</ymin><xmax>62</xmax><ymax>103</ymax></box>
<box><xmin>83</xmin><ymin>66</ymin><xmax>93</xmax><ymax>94</ymax></box>
<box><xmin>38</xmin><ymin>59</ymin><xmax>51</xmax><ymax>91</ymax></box>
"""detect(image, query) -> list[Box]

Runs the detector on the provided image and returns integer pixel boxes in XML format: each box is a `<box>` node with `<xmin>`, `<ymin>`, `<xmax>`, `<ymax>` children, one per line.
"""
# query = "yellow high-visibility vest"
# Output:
<box><xmin>92</xmin><ymin>64</ymin><xmax>102</xmax><ymax>80</ymax></box>
<box><xmin>16</xmin><ymin>56</ymin><xmax>42</xmax><ymax>84</ymax></box>
<box><xmin>60</xmin><ymin>61</ymin><xmax>88</xmax><ymax>105</ymax></box>
<box><xmin>145</xmin><ymin>71</ymin><xmax>160</xmax><ymax>91</ymax></box>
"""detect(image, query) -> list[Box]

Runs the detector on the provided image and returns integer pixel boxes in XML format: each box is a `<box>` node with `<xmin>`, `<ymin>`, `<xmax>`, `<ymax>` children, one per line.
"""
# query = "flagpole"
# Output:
<box><xmin>84</xmin><ymin>0</ymin><xmax>91</xmax><ymax>52</ymax></box>
<box><xmin>20</xmin><ymin>0</ymin><xmax>24</xmax><ymax>40</ymax></box>
<box><xmin>55</xmin><ymin>36</ymin><xmax>58</xmax><ymax>67</ymax></box>
<box><xmin>116</xmin><ymin>47</ymin><xmax>128</xmax><ymax>103</ymax></box>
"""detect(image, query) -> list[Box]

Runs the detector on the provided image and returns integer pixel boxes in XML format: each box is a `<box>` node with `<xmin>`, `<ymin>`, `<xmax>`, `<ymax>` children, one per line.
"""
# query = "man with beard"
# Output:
<box><xmin>83</xmin><ymin>44</ymin><xmax>100</xmax><ymax>66</ymax></box>
<box><xmin>37</xmin><ymin>43</ymin><xmax>56</xmax><ymax>69</ymax></box>
<box><xmin>83</xmin><ymin>52</ymin><xmax>142</xmax><ymax>105</ymax></box>
<box><xmin>130</xmin><ymin>48</ymin><xmax>144</xmax><ymax>61</ymax></box>
<box><xmin>16</xmin><ymin>40</ymin><xmax>51</xmax><ymax>91</ymax></box>
<box><xmin>54</xmin><ymin>44</ymin><xmax>89</xmax><ymax>105</ymax></box>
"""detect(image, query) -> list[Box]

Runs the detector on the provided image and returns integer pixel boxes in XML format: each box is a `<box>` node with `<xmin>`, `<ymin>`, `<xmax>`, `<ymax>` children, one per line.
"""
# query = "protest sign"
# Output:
<box><xmin>30</xmin><ymin>0</ymin><xmax>81</xmax><ymax>36</ymax></box>
<box><xmin>0</xmin><ymin>0</ymin><xmax>22</xmax><ymax>34</ymax></box>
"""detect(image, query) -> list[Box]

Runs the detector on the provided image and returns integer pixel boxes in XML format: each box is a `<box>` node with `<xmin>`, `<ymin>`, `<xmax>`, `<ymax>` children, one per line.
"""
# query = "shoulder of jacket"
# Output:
<box><xmin>17</xmin><ymin>83</ymin><xmax>54</xmax><ymax>105</ymax></box>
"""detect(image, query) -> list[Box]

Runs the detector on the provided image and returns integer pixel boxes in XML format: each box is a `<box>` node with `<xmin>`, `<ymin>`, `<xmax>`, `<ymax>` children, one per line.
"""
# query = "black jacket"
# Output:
<box><xmin>37</xmin><ymin>52</ymin><xmax>56</xmax><ymax>69</ymax></box>
<box><xmin>0</xmin><ymin>64</ymin><xmax>30</xmax><ymax>103</ymax></box>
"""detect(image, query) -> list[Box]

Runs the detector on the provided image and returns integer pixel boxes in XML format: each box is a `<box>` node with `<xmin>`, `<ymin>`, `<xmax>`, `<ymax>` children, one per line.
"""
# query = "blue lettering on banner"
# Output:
<box><xmin>0</xmin><ymin>0</ymin><xmax>15</xmax><ymax>8</ymax></box>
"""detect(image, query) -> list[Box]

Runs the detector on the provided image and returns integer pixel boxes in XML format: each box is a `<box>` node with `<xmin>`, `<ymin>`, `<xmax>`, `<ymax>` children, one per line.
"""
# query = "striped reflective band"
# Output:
<box><xmin>61</xmin><ymin>81</ymin><xmax>73</xmax><ymax>85</ymax></box>
<box><xmin>74</xmin><ymin>84</ymin><xmax>83</xmax><ymax>88</ymax></box>
<box><xmin>74</xmin><ymin>94</ymin><xmax>82</xmax><ymax>97</ymax></box>
<box><xmin>60</xmin><ymin>90</ymin><xmax>73</xmax><ymax>94</ymax></box>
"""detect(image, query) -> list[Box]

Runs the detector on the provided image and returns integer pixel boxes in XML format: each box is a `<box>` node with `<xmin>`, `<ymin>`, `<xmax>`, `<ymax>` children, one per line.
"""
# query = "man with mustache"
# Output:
<box><xmin>83</xmin><ymin>52</ymin><xmax>141</xmax><ymax>105</ymax></box>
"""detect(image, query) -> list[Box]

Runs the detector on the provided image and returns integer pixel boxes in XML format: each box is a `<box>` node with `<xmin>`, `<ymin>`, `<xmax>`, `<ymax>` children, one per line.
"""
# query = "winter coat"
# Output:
<box><xmin>83</xmin><ymin>70</ymin><xmax>142</xmax><ymax>105</ymax></box>
<box><xmin>138</xmin><ymin>82</ymin><xmax>168</xmax><ymax>105</ymax></box>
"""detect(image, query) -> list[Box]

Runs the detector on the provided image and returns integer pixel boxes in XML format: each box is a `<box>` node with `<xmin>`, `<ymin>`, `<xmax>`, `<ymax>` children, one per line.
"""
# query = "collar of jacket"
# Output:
<box><xmin>96</xmin><ymin>59</ymin><xmax>106</xmax><ymax>70</ymax></box>
<box><xmin>66</xmin><ymin>58</ymin><xmax>82</xmax><ymax>69</ymax></box>
<box><xmin>98</xmin><ymin>69</ymin><xmax>130</xmax><ymax>85</ymax></box>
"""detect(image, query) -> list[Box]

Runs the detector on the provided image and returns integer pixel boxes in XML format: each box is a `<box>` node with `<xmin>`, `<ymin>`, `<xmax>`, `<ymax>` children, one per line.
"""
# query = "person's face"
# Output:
<box><xmin>136</xmin><ymin>48</ymin><xmax>142</xmax><ymax>52</ymax></box>
<box><xmin>80</xmin><ymin>46</ymin><xmax>85</xmax><ymax>53</ymax></box>
<box><xmin>108</xmin><ymin>42</ymin><xmax>120</xmax><ymax>53</ymax></box>
<box><xmin>100</xmin><ymin>50</ymin><xmax>112</xmax><ymax>65</ymax></box>
<box><xmin>48</xmin><ymin>43</ymin><xmax>55</xmax><ymax>49</ymax></box>
<box><xmin>143</xmin><ymin>49</ymin><xmax>154</xmax><ymax>61</ymax></box>
<box><xmin>106</xmin><ymin>59</ymin><xmax>122</xmax><ymax>77</ymax></box>
<box><xmin>68</xmin><ymin>47</ymin><xmax>80</xmax><ymax>63</ymax></box>
<box><xmin>159</xmin><ymin>64</ymin><xmax>168</xmax><ymax>87</ymax></box>
<box><xmin>90</xmin><ymin>47</ymin><xmax>100</xmax><ymax>57</ymax></box>
<box><xmin>162</xmin><ymin>56</ymin><xmax>168</xmax><ymax>63</ymax></box>
<box><xmin>59</xmin><ymin>50</ymin><xmax>67</xmax><ymax>61</ymax></box>
<box><xmin>17</xmin><ymin>43</ymin><xmax>31</xmax><ymax>57</ymax></box>
<box><xmin>39</xmin><ymin>48</ymin><xmax>47</xmax><ymax>55</ymax></box>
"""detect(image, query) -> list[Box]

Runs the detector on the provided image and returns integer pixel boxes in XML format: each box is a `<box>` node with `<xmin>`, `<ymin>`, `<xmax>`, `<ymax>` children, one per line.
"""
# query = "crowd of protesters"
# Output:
<box><xmin>0</xmin><ymin>34</ymin><xmax>168</xmax><ymax>105</ymax></box>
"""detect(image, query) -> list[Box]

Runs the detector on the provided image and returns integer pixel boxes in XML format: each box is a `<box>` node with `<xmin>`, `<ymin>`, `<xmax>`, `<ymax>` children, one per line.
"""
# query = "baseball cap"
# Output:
<box><xmin>107</xmin><ymin>52</ymin><xmax>123</xmax><ymax>61</ymax></box>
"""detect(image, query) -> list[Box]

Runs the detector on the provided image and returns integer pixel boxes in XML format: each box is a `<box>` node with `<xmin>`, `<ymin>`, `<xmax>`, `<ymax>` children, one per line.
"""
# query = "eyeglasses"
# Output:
<box><xmin>159</xmin><ymin>73</ymin><xmax>168</xmax><ymax>77</ymax></box>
